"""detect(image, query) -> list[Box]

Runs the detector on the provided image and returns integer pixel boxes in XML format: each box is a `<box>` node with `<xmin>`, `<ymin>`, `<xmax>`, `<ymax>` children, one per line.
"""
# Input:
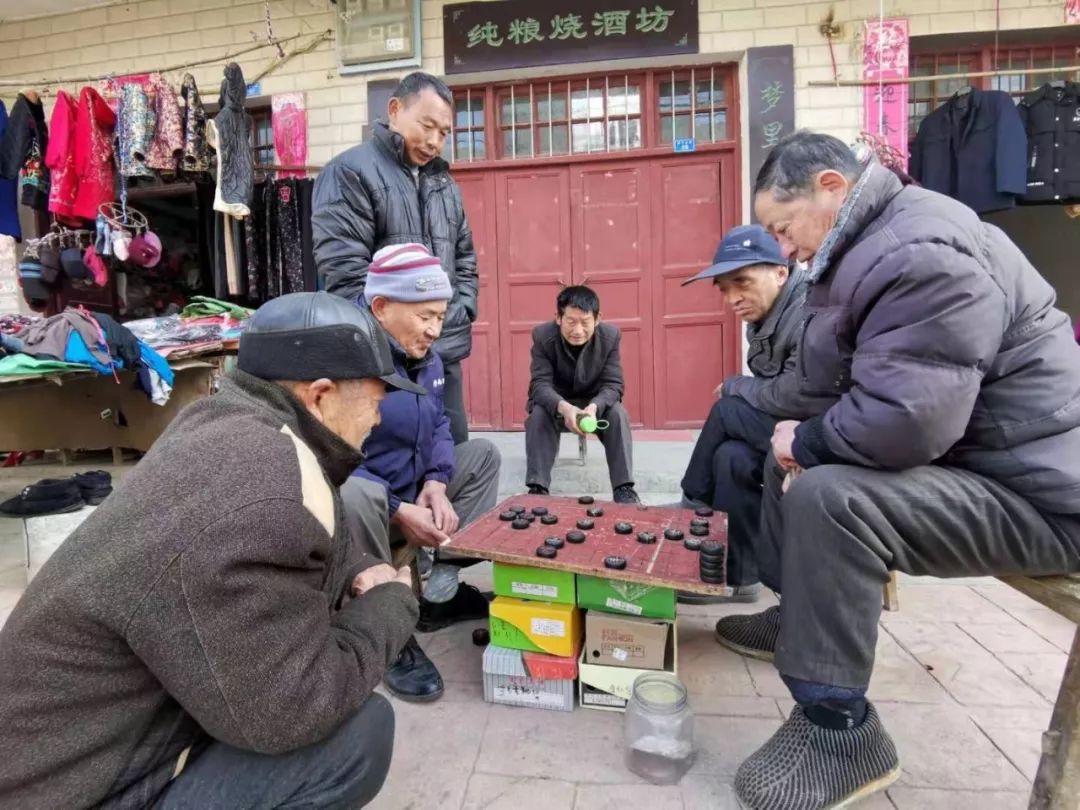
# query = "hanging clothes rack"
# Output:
<box><xmin>808</xmin><ymin>63</ymin><xmax>1080</xmax><ymax>88</ymax></box>
<box><xmin>256</xmin><ymin>164</ymin><xmax>323</xmax><ymax>173</ymax></box>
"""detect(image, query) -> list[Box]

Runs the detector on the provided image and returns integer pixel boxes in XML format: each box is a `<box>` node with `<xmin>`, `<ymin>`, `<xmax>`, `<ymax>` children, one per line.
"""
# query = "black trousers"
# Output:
<box><xmin>680</xmin><ymin>396</ymin><xmax>778</xmax><ymax>587</ymax></box>
<box><xmin>159</xmin><ymin>693</ymin><xmax>394</xmax><ymax>809</ymax></box>
<box><xmin>442</xmin><ymin>360</ymin><xmax>468</xmax><ymax>445</ymax></box>
<box><xmin>760</xmin><ymin>457</ymin><xmax>1080</xmax><ymax>689</ymax></box>
<box><xmin>525</xmin><ymin>400</ymin><xmax>634</xmax><ymax>492</ymax></box>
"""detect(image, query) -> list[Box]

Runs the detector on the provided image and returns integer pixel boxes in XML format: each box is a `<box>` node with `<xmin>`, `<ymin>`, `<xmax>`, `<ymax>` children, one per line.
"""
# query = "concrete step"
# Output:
<box><xmin>478</xmin><ymin>430</ymin><xmax>692</xmax><ymax>499</ymax></box>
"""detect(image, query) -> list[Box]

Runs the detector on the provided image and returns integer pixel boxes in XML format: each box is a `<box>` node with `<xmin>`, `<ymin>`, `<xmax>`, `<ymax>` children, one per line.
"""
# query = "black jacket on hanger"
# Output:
<box><xmin>0</xmin><ymin>93</ymin><xmax>47</xmax><ymax>181</ymax></box>
<box><xmin>213</xmin><ymin>63</ymin><xmax>253</xmax><ymax>208</ymax></box>
<box><xmin>911</xmin><ymin>87</ymin><xmax>1027</xmax><ymax>213</ymax></box>
<box><xmin>1018</xmin><ymin>81</ymin><xmax>1080</xmax><ymax>203</ymax></box>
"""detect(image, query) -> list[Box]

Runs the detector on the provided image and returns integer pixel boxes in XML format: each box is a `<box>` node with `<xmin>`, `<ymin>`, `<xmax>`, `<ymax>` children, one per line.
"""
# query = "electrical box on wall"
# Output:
<box><xmin>335</xmin><ymin>0</ymin><xmax>422</xmax><ymax>74</ymax></box>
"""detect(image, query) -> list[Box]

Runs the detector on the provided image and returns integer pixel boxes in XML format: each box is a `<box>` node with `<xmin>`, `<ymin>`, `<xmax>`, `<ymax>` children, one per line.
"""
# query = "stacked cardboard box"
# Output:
<box><xmin>481</xmin><ymin>563</ymin><xmax>682</xmax><ymax>713</ymax></box>
<box><xmin>577</xmin><ymin>577</ymin><xmax>679</xmax><ymax>712</ymax></box>
<box><xmin>482</xmin><ymin>564</ymin><xmax>583</xmax><ymax>712</ymax></box>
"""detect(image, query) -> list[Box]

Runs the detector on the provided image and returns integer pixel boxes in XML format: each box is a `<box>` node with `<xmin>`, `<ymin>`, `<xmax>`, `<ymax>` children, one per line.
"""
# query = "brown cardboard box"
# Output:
<box><xmin>584</xmin><ymin>610</ymin><xmax>671</xmax><ymax>670</ymax></box>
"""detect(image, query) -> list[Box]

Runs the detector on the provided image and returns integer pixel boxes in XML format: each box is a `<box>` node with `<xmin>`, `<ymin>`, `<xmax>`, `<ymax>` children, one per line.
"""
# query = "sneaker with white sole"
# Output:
<box><xmin>735</xmin><ymin>702</ymin><xmax>901</xmax><ymax>810</ymax></box>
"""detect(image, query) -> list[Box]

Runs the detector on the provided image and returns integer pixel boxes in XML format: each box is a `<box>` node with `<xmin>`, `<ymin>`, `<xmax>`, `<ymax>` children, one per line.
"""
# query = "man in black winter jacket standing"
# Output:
<box><xmin>313</xmin><ymin>71</ymin><xmax>478</xmax><ymax>445</ymax></box>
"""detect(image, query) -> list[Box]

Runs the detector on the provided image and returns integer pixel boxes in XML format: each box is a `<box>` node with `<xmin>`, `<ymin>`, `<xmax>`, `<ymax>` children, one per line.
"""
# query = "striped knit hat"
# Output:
<box><xmin>363</xmin><ymin>243</ymin><xmax>453</xmax><ymax>305</ymax></box>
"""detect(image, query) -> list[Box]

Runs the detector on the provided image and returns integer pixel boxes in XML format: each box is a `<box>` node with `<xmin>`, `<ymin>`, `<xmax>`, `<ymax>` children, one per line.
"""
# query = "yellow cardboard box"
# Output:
<box><xmin>488</xmin><ymin>596</ymin><xmax>582</xmax><ymax>658</ymax></box>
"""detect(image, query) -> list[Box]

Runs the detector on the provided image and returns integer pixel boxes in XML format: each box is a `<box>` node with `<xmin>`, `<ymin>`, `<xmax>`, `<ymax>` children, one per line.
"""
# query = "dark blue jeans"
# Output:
<box><xmin>157</xmin><ymin>693</ymin><xmax>394</xmax><ymax>810</ymax></box>
<box><xmin>681</xmin><ymin>395</ymin><xmax>778</xmax><ymax>586</ymax></box>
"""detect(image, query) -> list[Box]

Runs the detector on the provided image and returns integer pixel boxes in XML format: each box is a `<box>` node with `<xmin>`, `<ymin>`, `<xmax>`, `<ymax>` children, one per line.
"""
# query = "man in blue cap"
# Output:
<box><xmin>678</xmin><ymin>225</ymin><xmax>830</xmax><ymax>607</ymax></box>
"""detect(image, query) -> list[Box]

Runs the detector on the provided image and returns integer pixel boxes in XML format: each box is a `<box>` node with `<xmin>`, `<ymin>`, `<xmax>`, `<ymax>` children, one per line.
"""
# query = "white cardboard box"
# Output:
<box><xmin>482</xmin><ymin>644</ymin><xmax>576</xmax><ymax>713</ymax></box>
<box><xmin>578</xmin><ymin>618</ymin><xmax>678</xmax><ymax>712</ymax></box>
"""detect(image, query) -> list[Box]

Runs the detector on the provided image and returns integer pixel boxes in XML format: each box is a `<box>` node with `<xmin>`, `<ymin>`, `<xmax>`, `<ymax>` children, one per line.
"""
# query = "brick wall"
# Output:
<box><xmin>0</xmin><ymin>0</ymin><xmax>1070</xmax><ymax>166</ymax></box>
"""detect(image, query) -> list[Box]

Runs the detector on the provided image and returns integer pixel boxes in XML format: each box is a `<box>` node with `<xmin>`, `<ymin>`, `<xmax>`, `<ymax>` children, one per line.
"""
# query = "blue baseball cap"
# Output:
<box><xmin>681</xmin><ymin>224</ymin><xmax>787</xmax><ymax>286</ymax></box>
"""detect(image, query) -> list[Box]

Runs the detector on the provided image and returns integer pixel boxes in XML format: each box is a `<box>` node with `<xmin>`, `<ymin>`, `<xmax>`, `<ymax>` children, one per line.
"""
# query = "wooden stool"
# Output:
<box><xmin>997</xmin><ymin>574</ymin><xmax>1080</xmax><ymax>809</ymax></box>
<box><xmin>882</xmin><ymin>571</ymin><xmax>900</xmax><ymax>611</ymax></box>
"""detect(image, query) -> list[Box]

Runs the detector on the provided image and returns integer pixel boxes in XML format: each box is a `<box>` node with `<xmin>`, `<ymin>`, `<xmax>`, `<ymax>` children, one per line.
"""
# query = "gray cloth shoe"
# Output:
<box><xmin>735</xmin><ymin>703</ymin><xmax>901</xmax><ymax>809</ymax></box>
<box><xmin>714</xmin><ymin>605</ymin><xmax>779</xmax><ymax>661</ymax></box>
<box><xmin>678</xmin><ymin>583</ymin><xmax>761</xmax><ymax>605</ymax></box>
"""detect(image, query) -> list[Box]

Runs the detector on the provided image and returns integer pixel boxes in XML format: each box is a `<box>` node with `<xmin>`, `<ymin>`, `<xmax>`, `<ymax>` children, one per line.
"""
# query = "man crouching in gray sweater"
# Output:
<box><xmin>0</xmin><ymin>292</ymin><xmax>427</xmax><ymax>809</ymax></box>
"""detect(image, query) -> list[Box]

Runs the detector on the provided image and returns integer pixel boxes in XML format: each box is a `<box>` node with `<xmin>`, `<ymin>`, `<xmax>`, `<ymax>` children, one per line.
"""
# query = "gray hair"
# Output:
<box><xmin>392</xmin><ymin>71</ymin><xmax>453</xmax><ymax>109</ymax></box>
<box><xmin>754</xmin><ymin>130</ymin><xmax>861</xmax><ymax>201</ymax></box>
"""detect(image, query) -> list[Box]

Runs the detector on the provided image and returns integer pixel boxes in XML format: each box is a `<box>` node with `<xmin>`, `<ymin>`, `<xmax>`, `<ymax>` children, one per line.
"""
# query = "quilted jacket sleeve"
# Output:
<box><xmin>452</xmin><ymin>187</ymin><xmax>479</xmax><ymax>322</ymax></box>
<box><xmin>312</xmin><ymin>159</ymin><xmax>376</xmax><ymax>302</ymax></box>
<box><xmin>793</xmin><ymin>240</ymin><xmax>1005</xmax><ymax>470</ymax></box>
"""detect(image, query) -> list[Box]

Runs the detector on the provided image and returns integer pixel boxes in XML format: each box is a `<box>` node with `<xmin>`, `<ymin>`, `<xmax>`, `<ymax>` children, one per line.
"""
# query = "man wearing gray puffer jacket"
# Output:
<box><xmin>718</xmin><ymin>131</ymin><xmax>1080</xmax><ymax>810</ymax></box>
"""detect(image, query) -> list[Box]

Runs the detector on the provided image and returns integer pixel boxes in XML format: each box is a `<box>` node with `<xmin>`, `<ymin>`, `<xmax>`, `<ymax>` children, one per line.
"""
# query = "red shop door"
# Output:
<box><xmin>650</xmin><ymin>152</ymin><xmax>741</xmax><ymax>428</ymax></box>
<box><xmin>570</xmin><ymin>160</ymin><xmax>655</xmax><ymax>427</ymax></box>
<box><xmin>495</xmin><ymin>166</ymin><xmax>573</xmax><ymax>430</ymax></box>
<box><xmin>459</xmin><ymin>152</ymin><xmax>739</xmax><ymax>430</ymax></box>
<box><xmin>455</xmin><ymin>172</ymin><xmax>501</xmax><ymax>430</ymax></box>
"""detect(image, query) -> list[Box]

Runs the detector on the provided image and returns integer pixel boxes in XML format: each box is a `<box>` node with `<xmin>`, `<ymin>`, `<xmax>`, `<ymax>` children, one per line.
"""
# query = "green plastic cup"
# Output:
<box><xmin>577</xmin><ymin>414</ymin><xmax>610</xmax><ymax>433</ymax></box>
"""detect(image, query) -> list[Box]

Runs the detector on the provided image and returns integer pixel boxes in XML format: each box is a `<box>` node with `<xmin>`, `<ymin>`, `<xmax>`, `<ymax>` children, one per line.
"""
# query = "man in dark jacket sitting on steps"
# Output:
<box><xmin>718</xmin><ymin>130</ymin><xmax>1080</xmax><ymax>810</ymax></box>
<box><xmin>525</xmin><ymin>285</ymin><xmax>640</xmax><ymax>504</ymax></box>
<box><xmin>314</xmin><ymin>71</ymin><xmax>478</xmax><ymax>445</ymax></box>
<box><xmin>341</xmin><ymin>243</ymin><xmax>500</xmax><ymax>704</ymax></box>
<box><xmin>0</xmin><ymin>292</ymin><xmax>423</xmax><ymax>809</ymax></box>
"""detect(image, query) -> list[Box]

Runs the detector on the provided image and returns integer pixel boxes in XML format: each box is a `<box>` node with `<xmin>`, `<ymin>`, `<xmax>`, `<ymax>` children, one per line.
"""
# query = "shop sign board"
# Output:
<box><xmin>746</xmin><ymin>45</ymin><xmax>796</xmax><ymax>221</ymax></box>
<box><xmin>444</xmin><ymin>0</ymin><xmax>698</xmax><ymax>74</ymax></box>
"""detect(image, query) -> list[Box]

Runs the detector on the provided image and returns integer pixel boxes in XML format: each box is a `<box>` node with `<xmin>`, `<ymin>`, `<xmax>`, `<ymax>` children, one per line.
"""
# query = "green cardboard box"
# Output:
<box><xmin>575</xmin><ymin>575</ymin><xmax>677</xmax><ymax>620</ymax></box>
<box><xmin>493</xmin><ymin>563</ymin><xmax>577</xmax><ymax>605</ymax></box>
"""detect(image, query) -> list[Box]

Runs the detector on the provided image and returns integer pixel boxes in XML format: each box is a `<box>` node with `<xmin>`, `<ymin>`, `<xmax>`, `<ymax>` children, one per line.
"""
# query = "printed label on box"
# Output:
<box><xmin>494</xmin><ymin>686</ymin><xmax>565</xmax><ymax>708</ymax></box>
<box><xmin>513</xmin><ymin>582</ymin><xmax>558</xmax><ymax>599</ymax></box>
<box><xmin>583</xmin><ymin>690</ymin><xmax>626</xmax><ymax>707</ymax></box>
<box><xmin>605</xmin><ymin>597</ymin><xmax>643</xmax><ymax>616</ymax></box>
<box><xmin>531</xmin><ymin>618</ymin><xmax>566</xmax><ymax>638</ymax></box>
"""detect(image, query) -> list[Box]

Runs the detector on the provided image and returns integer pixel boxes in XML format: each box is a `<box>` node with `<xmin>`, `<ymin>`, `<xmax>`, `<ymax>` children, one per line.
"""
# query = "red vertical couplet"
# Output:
<box><xmin>1066</xmin><ymin>0</ymin><xmax>1080</xmax><ymax>24</ymax></box>
<box><xmin>862</xmin><ymin>19</ymin><xmax>910</xmax><ymax>171</ymax></box>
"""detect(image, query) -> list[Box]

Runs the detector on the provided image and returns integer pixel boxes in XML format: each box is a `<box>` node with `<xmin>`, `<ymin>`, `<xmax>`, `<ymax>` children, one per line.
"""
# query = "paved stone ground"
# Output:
<box><xmin>0</xmin><ymin>432</ymin><xmax>1073</xmax><ymax>809</ymax></box>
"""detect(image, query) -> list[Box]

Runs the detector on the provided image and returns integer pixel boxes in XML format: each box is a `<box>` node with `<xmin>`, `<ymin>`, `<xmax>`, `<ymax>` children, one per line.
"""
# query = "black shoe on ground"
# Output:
<box><xmin>384</xmin><ymin>636</ymin><xmax>444</xmax><ymax>703</ymax></box>
<box><xmin>527</xmin><ymin>484</ymin><xmax>549</xmax><ymax>496</ymax></box>
<box><xmin>73</xmin><ymin>470</ymin><xmax>112</xmax><ymax>505</ymax></box>
<box><xmin>416</xmin><ymin>582</ymin><xmax>492</xmax><ymax>633</ymax></box>
<box><xmin>0</xmin><ymin>479</ymin><xmax>84</xmax><ymax>518</ymax></box>
<box><xmin>679</xmin><ymin>583</ymin><xmax>762</xmax><ymax>605</ymax></box>
<box><xmin>735</xmin><ymin>702</ymin><xmax>900</xmax><ymax>809</ymax></box>
<box><xmin>715</xmin><ymin>604</ymin><xmax>780</xmax><ymax>661</ymax></box>
<box><xmin>680</xmin><ymin>494</ymin><xmax>712</xmax><ymax>511</ymax></box>
<box><xmin>613</xmin><ymin>484</ymin><xmax>641</xmax><ymax>504</ymax></box>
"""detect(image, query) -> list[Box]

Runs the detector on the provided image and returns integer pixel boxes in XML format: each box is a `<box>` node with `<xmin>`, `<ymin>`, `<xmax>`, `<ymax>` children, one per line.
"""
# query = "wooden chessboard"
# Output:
<box><xmin>448</xmin><ymin>496</ymin><xmax>732</xmax><ymax>596</ymax></box>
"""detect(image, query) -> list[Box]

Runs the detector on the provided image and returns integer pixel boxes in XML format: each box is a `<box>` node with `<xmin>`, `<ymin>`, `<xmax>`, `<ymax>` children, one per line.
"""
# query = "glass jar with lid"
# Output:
<box><xmin>624</xmin><ymin>672</ymin><xmax>695</xmax><ymax>784</ymax></box>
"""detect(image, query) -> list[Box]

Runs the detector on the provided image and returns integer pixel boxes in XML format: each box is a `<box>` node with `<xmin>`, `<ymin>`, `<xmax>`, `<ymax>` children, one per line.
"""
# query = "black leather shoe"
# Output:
<box><xmin>613</xmin><ymin>484</ymin><xmax>641</xmax><ymax>504</ymax></box>
<box><xmin>527</xmin><ymin>484</ymin><xmax>549</xmax><ymax>496</ymax></box>
<box><xmin>416</xmin><ymin>582</ymin><xmax>492</xmax><ymax>633</ymax></box>
<box><xmin>73</xmin><ymin>470</ymin><xmax>112</xmax><ymax>505</ymax></box>
<box><xmin>385</xmin><ymin>636</ymin><xmax>444</xmax><ymax>703</ymax></box>
<box><xmin>0</xmin><ymin>479</ymin><xmax>83</xmax><ymax>517</ymax></box>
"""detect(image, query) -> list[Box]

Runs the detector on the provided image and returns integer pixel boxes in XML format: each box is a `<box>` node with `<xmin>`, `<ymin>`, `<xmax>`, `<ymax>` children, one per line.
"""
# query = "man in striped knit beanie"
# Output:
<box><xmin>340</xmin><ymin>243</ymin><xmax>501</xmax><ymax>704</ymax></box>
